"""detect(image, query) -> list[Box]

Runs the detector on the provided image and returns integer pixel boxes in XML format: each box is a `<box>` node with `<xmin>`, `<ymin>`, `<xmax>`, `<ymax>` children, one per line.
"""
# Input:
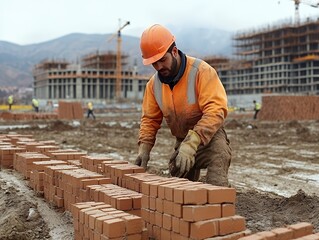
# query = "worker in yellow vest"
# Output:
<box><xmin>32</xmin><ymin>98</ymin><xmax>39</xmax><ymax>112</ymax></box>
<box><xmin>87</xmin><ymin>102</ymin><xmax>96</xmax><ymax>120</ymax></box>
<box><xmin>7</xmin><ymin>95</ymin><xmax>13</xmax><ymax>111</ymax></box>
<box><xmin>253</xmin><ymin>100</ymin><xmax>261</xmax><ymax>119</ymax></box>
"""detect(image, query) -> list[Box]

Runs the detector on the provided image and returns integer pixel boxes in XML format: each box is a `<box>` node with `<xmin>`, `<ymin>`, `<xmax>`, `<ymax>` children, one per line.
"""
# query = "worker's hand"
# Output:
<box><xmin>135</xmin><ymin>143</ymin><xmax>152</xmax><ymax>170</ymax></box>
<box><xmin>171</xmin><ymin>130</ymin><xmax>201</xmax><ymax>177</ymax></box>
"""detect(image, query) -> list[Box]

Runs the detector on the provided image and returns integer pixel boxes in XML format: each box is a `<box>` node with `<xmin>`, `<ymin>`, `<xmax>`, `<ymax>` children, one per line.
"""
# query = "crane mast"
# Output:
<box><xmin>108</xmin><ymin>20</ymin><xmax>130</xmax><ymax>100</ymax></box>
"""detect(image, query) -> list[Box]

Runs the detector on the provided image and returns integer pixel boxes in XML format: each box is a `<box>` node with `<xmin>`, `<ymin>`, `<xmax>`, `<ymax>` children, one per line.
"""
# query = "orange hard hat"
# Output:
<box><xmin>140</xmin><ymin>24</ymin><xmax>176</xmax><ymax>65</ymax></box>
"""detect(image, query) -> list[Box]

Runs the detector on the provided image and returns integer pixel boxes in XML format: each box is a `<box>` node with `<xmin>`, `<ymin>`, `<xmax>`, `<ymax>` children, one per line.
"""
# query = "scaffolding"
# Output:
<box><xmin>206</xmin><ymin>17</ymin><xmax>319</xmax><ymax>99</ymax></box>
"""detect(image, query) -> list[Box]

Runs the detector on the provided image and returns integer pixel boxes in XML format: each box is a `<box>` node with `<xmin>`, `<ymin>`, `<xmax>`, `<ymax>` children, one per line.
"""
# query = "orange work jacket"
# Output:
<box><xmin>139</xmin><ymin>56</ymin><xmax>228</xmax><ymax>146</ymax></box>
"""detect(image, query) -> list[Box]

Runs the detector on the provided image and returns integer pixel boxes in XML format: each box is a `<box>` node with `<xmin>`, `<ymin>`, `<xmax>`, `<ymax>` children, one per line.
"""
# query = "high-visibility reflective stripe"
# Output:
<box><xmin>187</xmin><ymin>58</ymin><xmax>201</xmax><ymax>104</ymax></box>
<box><xmin>154</xmin><ymin>72</ymin><xmax>163</xmax><ymax>110</ymax></box>
<box><xmin>154</xmin><ymin>58</ymin><xmax>202</xmax><ymax>110</ymax></box>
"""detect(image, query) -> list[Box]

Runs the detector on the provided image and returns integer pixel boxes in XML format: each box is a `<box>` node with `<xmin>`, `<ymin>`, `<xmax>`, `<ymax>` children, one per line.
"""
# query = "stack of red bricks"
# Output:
<box><xmin>29</xmin><ymin>160</ymin><xmax>67</xmax><ymax>192</ymax></box>
<box><xmin>121</xmin><ymin>173</ymin><xmax>248</xmax><ymax>240</ymax></box>
<box><xmin>58</xmin><ymin>101</ymin><xmax>84</xmax><ymax>120</ymax></box>
<box><xmin>259</xmin><ymin>96</ymin><xmax>319</xmax><ymax>121</ymax></box>
<box><xmin>14</xmin><ymin>152</ymin><xmax>51</xmax><ymax>179</ymax></box>
<box><xmin>55</xmin><ymin>168</ymin><xmax>111</xmax><ymax>210</ymax></box>
<box><xmin>43</xmin><ymin>164</ymin><xmax>80</xmax><ymax>206</ymax></box>
<box><xmin>72</xmin><ymin>202</ymin><xmax>147</xmax><ymax>240</ymax></box>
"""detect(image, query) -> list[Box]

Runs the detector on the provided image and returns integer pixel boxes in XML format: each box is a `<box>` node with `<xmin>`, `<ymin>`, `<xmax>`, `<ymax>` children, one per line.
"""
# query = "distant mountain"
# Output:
<box><xmin>0</xmin><ymin>27</ymin><xmax>232</xmax><ymax>87</ymax></box>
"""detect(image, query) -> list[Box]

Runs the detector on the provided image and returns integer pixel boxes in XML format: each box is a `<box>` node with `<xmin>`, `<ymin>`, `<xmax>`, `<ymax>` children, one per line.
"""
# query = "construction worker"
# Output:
<box><xmin>87</xmin><ymin>102</ymin><xmax>95</xmax><ymax>119</ymax></box>
<box><xmin>135</xmin><ymin>24</ymin><xmax>231</xmax><ymax>187</ymax></box>
<box><xmin>253</xmin><ymin>100</ymin><xmax>261</xmax><ymax>119</ymax></box>
<box><xmin>7</xmin><ymin>95</ymin><xmax>13</xmax><ymax>111</ymax></box>
<box><xmin>32</xmin><ymin>98</ymin><xmax>39</xmax><ymax>112</ymax></box>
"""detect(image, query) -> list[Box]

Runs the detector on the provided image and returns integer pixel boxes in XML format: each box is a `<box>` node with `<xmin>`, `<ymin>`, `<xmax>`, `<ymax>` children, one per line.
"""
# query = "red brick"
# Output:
<box><xmin>102</xmin><ymin>218</ymin><xmax>125</xmax><ymax>238</ymax></box>
<box><xmin>287</xmin><ymin>222</ymin><xmax>314</xmax><ymax>238</ymax></box>
<box><xmin>205</xmin><ymin>186</ymin><xmax>236</xmax><ymax>204</ymax></box>
<box><xmin>190</xmin><ymin>218</ymin><xmax>219</xmax><ymax>239</ymax></box>
<box><xmin>271</xmin><ymin>227</ymin><xmax>294</xmax><ymax>240</ymax></box>
<box><xmin>172</xmin><ymin>216</ymin><xmax>180</xmax><ymax>233</ymax></box>
<box><xmin>183</xmin><ymin>204</ymin><xmax>221</xmax><ymax>222</ymax></box>
<box><xmin>219</xmin><ymin>215</ymin><xmax>246</xmax><ymax>236</ymax></box>
<box><xmin>183</xmin><ymin>187</ymin><xmax>207</xmax><ymax>205</ymax></box>
<box><xmin>256</xmin><ymin>231</ymin><xmax>276</xmax><ymax>240</ymax></box>
<box><xmin>160</xmin><ymin>228</ymin><xmax>171</xmax><ymax>240</ymax></box>
<box><xmin>155</xmin><ymin>198</ymin><xmax>163</xmax><ymax>213</ymax></box>
<box><xmin>222</xmin><ymin>203</ymin><xmax>236</xmax><ymax>217</ymax></box>
<box><xmin>162</xmin><ymin>213</ymin><xmax>172</xmax><ymax>230</ymax></box>
<box><xmin>122</xmin><ymin>215</ymin><xmax>143</xmax><ymax>235</ymax></box>
<box><xmin>180</xmin><ymin>219</ymin><xmax>190</xmax><ymax>237</ymax></box>
<box><xmin>155</xmin><ymin>211</ymin><xmax>163</xmax><ymax>227</ymax></box>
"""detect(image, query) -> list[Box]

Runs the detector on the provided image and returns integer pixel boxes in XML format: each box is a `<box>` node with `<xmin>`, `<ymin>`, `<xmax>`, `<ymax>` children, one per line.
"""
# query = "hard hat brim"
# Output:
<box><xmin>142</xmin><ymin>37</ymin><xmax>175</xmax><ymax>65</ymax></box>
<box><xmin>142</xmin><ymin>51</ymin><xmax>166</xmax><ymax>65</ymax></box>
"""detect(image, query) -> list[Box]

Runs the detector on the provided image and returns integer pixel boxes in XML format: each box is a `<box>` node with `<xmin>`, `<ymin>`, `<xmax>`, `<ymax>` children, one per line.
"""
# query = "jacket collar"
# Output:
<box><xmin>158</xmin><ymin>50</ymin><xmax>187</xmax><ymax>89</ymax></box>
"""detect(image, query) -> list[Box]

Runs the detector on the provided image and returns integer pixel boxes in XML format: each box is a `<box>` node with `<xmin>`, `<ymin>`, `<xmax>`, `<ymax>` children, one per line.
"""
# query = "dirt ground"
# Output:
<box><xmin>1</xmin><ymin>110</ymin><xmax>319</xmax><ymax>239</ymax></box>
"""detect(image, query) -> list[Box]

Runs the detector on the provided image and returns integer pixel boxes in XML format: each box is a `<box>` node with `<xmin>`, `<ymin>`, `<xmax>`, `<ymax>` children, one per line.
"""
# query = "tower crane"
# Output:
<box><xmin>108</xmin><ymin>19</ymin><xmax>130</xmax><ymax>100</ymax></box>
<box><xmin>291</xmin><ymin>0</ymin><xmax>319</xmax><ymax>24</ymax></box>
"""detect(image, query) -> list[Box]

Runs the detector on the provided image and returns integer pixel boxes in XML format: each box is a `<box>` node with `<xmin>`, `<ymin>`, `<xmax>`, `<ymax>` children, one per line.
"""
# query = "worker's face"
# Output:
<box><xmin>152</xmin><ymin>47</ymin><xmax>178</xmax><ymax>77</ymax></box>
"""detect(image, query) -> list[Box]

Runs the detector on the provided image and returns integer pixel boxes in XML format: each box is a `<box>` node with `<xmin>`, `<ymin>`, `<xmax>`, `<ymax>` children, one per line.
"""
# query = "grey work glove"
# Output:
<box><xmin>170</xmin><ymin>130</ymin><xmax>201</xmax><ymax>178</ymax></box>
<box><xmin>135</xmin><ymin>143</ymin><xmax>152</xmax><ymax>170</ymax></box>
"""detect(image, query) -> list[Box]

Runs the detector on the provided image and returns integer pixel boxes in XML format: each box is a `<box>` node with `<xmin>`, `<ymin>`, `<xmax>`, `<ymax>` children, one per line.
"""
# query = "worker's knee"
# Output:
<box><xmin>206</xmin><ymin>156</ymin><xmax>231</xmax><ymax>187</ymax></box>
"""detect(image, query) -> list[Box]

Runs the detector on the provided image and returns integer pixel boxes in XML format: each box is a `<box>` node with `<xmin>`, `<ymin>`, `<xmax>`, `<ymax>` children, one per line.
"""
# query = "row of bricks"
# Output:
<box><xmin>238</xmin><ymin>222</ymin><xmax>317</xmax><ymax>240</ymax></box>
<box><xmin>86</xmin><ymin>184</ymin><xmax>143</xmax><ymax>211</ymax></box>
<box><xmin>0</xmin><ymin>112</ymin><xmax>58</xmax><ymax>120</ymax></box>
<box><xmin>80</xmin><ymin>155</ymin><xmax>113</xmax><ymax>173</ymax></box>
<box><xmin>142</xmin><ymin>195</ymin><xmax>235</xmax><ymax>221</ymax></box>
<box><xmin>122</xmin><ymin>173</ymin><xmax>237</xmax><ymax>205</ymax></box>
<box><xmin>72</xmin><ymin>202</ymin><xmax>147</xmax><ymax>240</ymax></box>
<box><xmin>141</xmin><ymin>207</ymin><xmax>246</xmax><ymax>240</ymax></box>
<box><xmin>146</xmin><ymin>221</ymin><xmax>250</xmax><ymax>240</ymax></box>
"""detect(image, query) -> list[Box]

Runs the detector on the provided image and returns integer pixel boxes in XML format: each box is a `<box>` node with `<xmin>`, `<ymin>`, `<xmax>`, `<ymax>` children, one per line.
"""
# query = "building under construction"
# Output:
<box><xmin>33</xmin><ymin>51</ymin><xmax>149</xmax><ymax>102</ymax></box>
<box><xmin>206</xmin><ymin>17</ymin><xmax>319</xmax><ymax>108</ymax></box>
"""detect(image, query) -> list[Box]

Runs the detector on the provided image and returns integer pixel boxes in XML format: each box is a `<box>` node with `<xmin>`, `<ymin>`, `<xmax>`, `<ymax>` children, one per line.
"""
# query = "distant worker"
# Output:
<box><xmin>134</xmin><ymin>24</ymin><xmax>231</xmax><ymax>187</ymax></box>
<box><xmin>32</xmin><ymin>98</ymin><xmax>39</xmax><ymax>112</ymax></box>
<box><xmin>87</xmin><ymin>102</ymin><xmax>96</xmax><ymax>120</ymax></box>
<box><xmin>7</xmin><ymin>95</ymin><xmax>13</xmax><ymax>111</ymax></box>
<box><xmin>253</xmin><ymin>100</ymin><xmax>261</xmax><ymax>119</ymax></box>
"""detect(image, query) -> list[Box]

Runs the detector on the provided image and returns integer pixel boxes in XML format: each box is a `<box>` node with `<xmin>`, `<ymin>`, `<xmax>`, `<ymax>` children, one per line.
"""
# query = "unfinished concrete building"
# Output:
<box><xmin>33</xmin><ymin>51</ymin><xmax>149</xmax><ymax>102</ymax></box>
<box><xmin>206</xmin><ymin>17</ymin><xmax>319</xmax><ymax>108</ymax></box>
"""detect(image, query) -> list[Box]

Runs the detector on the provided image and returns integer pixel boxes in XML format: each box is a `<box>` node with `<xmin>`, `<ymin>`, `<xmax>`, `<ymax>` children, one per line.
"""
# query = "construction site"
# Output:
<box><xmin>0</xmin><ymin>1</ymin><xmax>319</xmax><ymax>240</ymax></box>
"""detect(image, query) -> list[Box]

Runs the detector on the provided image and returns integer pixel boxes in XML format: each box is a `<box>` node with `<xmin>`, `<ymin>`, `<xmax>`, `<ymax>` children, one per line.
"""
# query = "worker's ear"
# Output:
<box><xmin>172</xmin><ymin>46</ymin><xmax>178</xmax><ymax>58</ymax></box>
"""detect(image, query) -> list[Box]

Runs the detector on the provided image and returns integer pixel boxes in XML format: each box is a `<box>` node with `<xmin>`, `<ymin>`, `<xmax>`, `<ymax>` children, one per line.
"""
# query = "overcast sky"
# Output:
<box><xmin>1</xmin><ymin>0</ymin><xmax>318</xmax><ymax>45</ymax></box>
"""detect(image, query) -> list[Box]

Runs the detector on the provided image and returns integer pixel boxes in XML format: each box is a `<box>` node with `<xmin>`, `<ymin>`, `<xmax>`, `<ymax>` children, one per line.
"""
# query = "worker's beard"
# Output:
<box><xmin>158</xmin><ymin>56</ymin><xmax>178</xmax><ymax>82</ymax></box>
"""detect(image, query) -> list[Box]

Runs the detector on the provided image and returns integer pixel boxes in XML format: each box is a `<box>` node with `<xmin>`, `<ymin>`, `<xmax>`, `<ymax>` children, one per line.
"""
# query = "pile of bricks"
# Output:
<box><xmin>72</xmin><ymin>202</ymin><xmax>147</xmax><ymax>240</ymax></box>
<box><xmin>259</xmin><ymin>96</ymin><xmax>319</xmax><ymax>121</ymax></box>
<box><xmin>0</xmin><ymin>111</ymin><xmax>58</xmax><ymax>120</ymax></box>
<box><xmin>58</xmin><ymin>101</ymin><xmax>83</xmax><ymax>120</ymax></box>
<box><xmin>1</xmin><ymin>132</ymin><xmax>319</xmax><ymax>240</ymax></box>
<box><xmin>120</xmin><ymin>173</ymin><xmax>247</xmax><ymax>240</ymax></box>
